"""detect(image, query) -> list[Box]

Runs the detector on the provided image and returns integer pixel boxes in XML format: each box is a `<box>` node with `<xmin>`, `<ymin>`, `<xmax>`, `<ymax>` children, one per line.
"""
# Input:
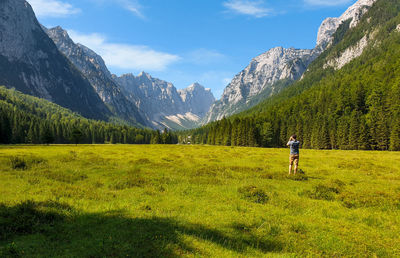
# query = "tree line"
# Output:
<box><xmin>0</xmin><ymin>87</ymin><xmax>177</xmax><ymax>145</ymax></box>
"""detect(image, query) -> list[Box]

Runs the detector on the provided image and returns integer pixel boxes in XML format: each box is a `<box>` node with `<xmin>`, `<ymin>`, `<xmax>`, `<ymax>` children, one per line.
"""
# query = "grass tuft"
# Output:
<box><xmin>9</xmin><ymin>157</ymin><xmax>27</xmax><ymax>170</ymax></box>
<box><xmin>238</xmin><ymin>186</ymin><xmax>269</xmax><ymax>204</ymax></box>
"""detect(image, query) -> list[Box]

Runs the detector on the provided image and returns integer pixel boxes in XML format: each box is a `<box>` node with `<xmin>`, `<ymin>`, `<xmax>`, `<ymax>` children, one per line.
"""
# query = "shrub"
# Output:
<box><xmin>238</xmin><ymin>186</ymin><xmax>269</xmax><ymax>204</ymax></box>
<box><xmin>305</xmin><ymin>180</ymin><xmax>345</xmax><ymax>201</ymax></box>
<box><xmin>9</xmin><ymin>157</ymin><xmax>27</xmax><ymax>170</ymax></box>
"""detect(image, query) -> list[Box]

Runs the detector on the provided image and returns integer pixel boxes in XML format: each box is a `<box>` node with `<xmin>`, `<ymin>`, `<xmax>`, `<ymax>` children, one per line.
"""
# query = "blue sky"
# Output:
<box><xmin>28</xmin><ymin>0</ymin><xmax>357</xmax><ymax>98</ymax></box>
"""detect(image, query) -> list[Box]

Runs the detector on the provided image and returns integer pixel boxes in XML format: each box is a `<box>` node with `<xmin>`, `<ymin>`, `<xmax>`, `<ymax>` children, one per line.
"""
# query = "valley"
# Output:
<box><xmin>1</xmin><ymin>145</ymin><xmax>399</xmax><ymax>256</ymax></box>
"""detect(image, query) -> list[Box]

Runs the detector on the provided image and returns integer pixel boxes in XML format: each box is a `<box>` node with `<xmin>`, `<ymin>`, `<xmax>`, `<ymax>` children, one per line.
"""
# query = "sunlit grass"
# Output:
<box><xmin>0</xmin><ymin>145</ymin><xmax>399</xmax><ymax>257</ymax></box>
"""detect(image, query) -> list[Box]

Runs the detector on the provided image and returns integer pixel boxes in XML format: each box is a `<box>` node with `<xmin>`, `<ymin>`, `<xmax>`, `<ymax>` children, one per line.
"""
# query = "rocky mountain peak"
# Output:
<box><xmin>316</xmin><ymin>0</ymin><xmax>377</xmax><ymax>48</ymax></box>
<box><xmin>178</xmin><ymin>83</ymin><xmax>215</xmax><ymax>118</ymax></box>
<box><xmin>183</xmin><ymin>83</ymin><xmax>210</xmax><ymax>94</ymax></box>
<box><xmin>113</xmin><ymin>73</ymin><xmax>215</xmax><ymax>129</ymax></box>
<box><xmin>202</xmin><ymin>46</ymin><xmax>319</xmax><ymax>123</ymax></box>
<box><xmin>137</xmin><ymin>71</ymin><xmax>152</xmax><ymax>79</ymax></box>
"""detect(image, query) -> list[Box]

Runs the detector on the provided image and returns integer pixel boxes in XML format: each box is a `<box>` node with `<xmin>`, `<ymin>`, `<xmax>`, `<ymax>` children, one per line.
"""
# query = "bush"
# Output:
<box><xmin>238</xmin><ymin>186</ymin><xmax>269</xmax><ymax>204</ymax></box>
<box><xmin>9</xmin><ymin>157</ymin><xmax>27</xmax><ymax>170</ymax></box>
<box><xmin>305</xmin><ymin>180</ymin><xmax>345</xmax><ymax>201</ymax></box>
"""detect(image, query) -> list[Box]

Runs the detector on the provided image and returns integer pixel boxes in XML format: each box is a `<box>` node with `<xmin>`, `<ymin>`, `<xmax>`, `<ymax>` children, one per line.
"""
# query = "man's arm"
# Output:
<box><xmin>287</xmin><ymin>137</ymin><xmax>293</xmax><ymax>146</ymax></box>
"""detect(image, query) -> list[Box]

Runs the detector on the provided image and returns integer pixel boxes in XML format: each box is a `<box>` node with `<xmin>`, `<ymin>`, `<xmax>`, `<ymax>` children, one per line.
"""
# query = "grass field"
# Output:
<box><xmin>0</xmin><ymin>145</ymin><xmax>399</xmax><ymax>257</ymax></box>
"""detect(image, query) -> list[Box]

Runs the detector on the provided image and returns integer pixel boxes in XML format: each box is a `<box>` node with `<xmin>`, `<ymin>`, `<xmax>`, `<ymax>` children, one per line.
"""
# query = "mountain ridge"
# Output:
<box><xmin>45</xmin><ymin>26</ymin><xmax>148</xmax><ymax>126</ymax></box>
<box><xmin>203</xmin><ymin>0</ymin><xmax>377</xmax><ymax>124</ymax></box>
<box><xmin>113</xmin><ymin>72</ymin><xmax>215</xmax><ymax>130</ymax></box>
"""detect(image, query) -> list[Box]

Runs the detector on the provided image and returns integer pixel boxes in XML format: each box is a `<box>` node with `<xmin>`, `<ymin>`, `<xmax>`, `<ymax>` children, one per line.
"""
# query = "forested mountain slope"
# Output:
<box><xmin>0</xmin><ymin>86</ymin><xmax>178</xmax><ymax>144</ymax></box>
<box><xmin>183</xmin><ymin>0</ymin><xmax>400</xmax><ymax>151</ymax></box>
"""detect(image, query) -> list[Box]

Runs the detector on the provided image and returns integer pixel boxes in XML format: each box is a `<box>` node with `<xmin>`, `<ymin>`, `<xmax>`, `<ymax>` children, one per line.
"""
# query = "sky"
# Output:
<box><xmin>27</xmin><ymin>0</ymin><xmax>358</xmax><ymax>98</ymax></box>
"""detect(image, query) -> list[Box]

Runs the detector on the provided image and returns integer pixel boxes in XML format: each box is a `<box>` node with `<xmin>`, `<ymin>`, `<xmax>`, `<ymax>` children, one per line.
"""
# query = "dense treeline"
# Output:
<box><xmin>181</xmin><ymin>0</ymin><xmax>400</xmax><ymax>151</ymax></box>
<box><xmin>0</xmin><ymin>87</ymin><xmax>177</xmax><ymax>145</ymax></box>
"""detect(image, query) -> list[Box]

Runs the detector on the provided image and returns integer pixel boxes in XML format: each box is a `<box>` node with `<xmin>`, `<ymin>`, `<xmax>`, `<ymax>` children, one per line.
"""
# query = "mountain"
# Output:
<box><xmin>44</xmin><ymin>26</ymin><xmax>214</xmax><ymax>130</ymax></box>
<box><xmin>203</xmin><ymin>47</ymin><xmax>320</xmax><ymax>123</ymax></box>
<box><xmin>185</xmin><ymin>0</ymin><xmax>400</xmax><ymax>151</ymax></box>
<box><xmin>44</xmin><ymin>26</ymin><xmax>147</xmax><ymax>126</ymax></box>
<box><xmin>317</xmin><ymin>0</ymin><xmax>377</xmax><ymax>48</ymax></box>
<box><xmin>0</xmin><ymin>0</ymin><xmax>110</xmax><ymax>120</ymax></box>
<box><xmin>113</xmin><ymin>73</ymin><xmax>215</xmax><ymax>130</ymax></box>
<box><xmin>203</xmin><ymin>0</ymin><xmax>377</xmax><ymax>124</ymax></box>
<box><xmin>178</xmin><ymin>83</ymin><xmax>215</xmax><ymax>118</ymax></box>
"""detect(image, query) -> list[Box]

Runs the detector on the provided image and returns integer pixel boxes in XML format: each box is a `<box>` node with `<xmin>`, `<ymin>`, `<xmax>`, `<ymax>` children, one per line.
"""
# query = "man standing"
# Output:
<box><xmin>287</xmin><ymin>135</ymin><xmax>300</xmax><ymax>175</ymax></box>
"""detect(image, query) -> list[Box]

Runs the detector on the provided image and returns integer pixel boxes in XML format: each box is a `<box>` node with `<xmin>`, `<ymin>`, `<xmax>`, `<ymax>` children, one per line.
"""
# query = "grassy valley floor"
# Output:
<box><xmin>0</xmin><ymin>145</ymin><xmax>399</xmax><ymax>257</ymax></box>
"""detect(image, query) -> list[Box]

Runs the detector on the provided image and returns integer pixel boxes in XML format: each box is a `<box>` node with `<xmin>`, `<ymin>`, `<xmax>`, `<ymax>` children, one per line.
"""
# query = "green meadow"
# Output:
<box><xmin>0</xmin><ymin>145</ymin><xmax>399</xmax><ymax>257</ymax></box>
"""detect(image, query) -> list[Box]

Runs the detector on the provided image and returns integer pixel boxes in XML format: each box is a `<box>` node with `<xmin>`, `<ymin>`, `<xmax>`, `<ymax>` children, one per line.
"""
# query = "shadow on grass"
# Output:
<box><xmin>0</xmin><ymin>201</ymin><xmax>282</xmax><ymax>257</ymax></box>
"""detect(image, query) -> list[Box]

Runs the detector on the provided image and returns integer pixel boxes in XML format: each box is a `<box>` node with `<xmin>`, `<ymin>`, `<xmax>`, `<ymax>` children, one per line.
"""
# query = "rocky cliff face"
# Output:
<box><xmin>316</xmin><ymin>0</ymin><xmax>377</xmax><ymax>48</ymax></box>
<box><xmin>203</xmin><ymin>47</ymin><xmax>320</xmax><ymax>123</ymax></box>
<box><xmin>113</xmin><ymin>73</ymin><xmax>215</xmax><ymax>129</ymax></box>
<box><xmin>319</xmin><ymin>0</ymin><xmax>378</xmax><ymax>70</ymax></box>
<box><xmin>45</xmin><ymin>26</ymin><xmax>147</xmax><ymax>126</ymax></box>
<box><xmin>0</xmin><ymin>0</ymin><xmax>110</xmax><ymax>120</ymax></box>
<box><xmin>204</xmin><ymin>0</ymin><xmax>377</xmax><ymax>124</ymax></box>
<box><xmin>179</xmin><ymin>83</ymin><xmax>215</xmax><ymax>118</ymax></box>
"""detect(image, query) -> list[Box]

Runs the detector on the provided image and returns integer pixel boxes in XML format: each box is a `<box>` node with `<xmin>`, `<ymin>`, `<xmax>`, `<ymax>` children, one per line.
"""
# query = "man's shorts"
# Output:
<box><xmin>289</xmin><ymin>154</ymin><xmax>299</xmax><ymax>166</ymax></box>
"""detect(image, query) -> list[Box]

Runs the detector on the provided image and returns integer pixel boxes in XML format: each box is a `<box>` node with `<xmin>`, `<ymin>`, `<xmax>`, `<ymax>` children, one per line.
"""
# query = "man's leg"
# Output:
<box><xmin>294</xmin><ymin>157</ymin><xmax>299</xmax><ymax>174</ymax></box>
<box><xmin>289</xmin><ymin>156</ymin><xmax>293</xmax><ymax>175</ymax></box>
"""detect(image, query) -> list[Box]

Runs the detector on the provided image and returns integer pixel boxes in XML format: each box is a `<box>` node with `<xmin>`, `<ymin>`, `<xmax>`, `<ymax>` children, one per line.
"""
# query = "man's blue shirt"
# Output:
<box><xmin>288</xmin><ymin>140</ymin><xmax>300</xmax><ymax>155</ymax></box>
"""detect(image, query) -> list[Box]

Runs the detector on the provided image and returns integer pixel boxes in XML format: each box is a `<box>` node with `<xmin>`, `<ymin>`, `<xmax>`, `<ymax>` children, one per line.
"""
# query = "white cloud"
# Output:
<box><xmin>223</xmin><ymin>0</ymin><xmax>272</xmax><ymax>18</ymax></box>
<box><xmin>304</xmin><ymin>0</ymin><xmax>352</xmax><ymax>7</ymax></box>
<box><xmin>27</xmin><ymin>0</ymin><xmax>80</xmax><ymax>18</ymax></box>
<box><xmin>68</xmin><ymin>30</ymin><xmax>180</xmax><ymax>71</ymax></box>
<box><xmin>88</xmin><ymin>0</ymin><xmax>145</xmax><ymax>18</ymax></box>
<box><xmin>115</xmin><ymin>0</ymin><xmax>144</xmax><ymax>18</ymax></box>
<box><xmin>187</xmin><ymin>49</ymin><xmax>227</xmax><ymax>65</ymax></box>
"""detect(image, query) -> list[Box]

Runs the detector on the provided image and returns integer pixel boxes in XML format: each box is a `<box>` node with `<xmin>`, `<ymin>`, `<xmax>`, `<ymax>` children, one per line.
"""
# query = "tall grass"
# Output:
<box><xmin>0</xmin><ymin>145</ymin><xmax>399</xmax><ymax>257</ymax></box>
